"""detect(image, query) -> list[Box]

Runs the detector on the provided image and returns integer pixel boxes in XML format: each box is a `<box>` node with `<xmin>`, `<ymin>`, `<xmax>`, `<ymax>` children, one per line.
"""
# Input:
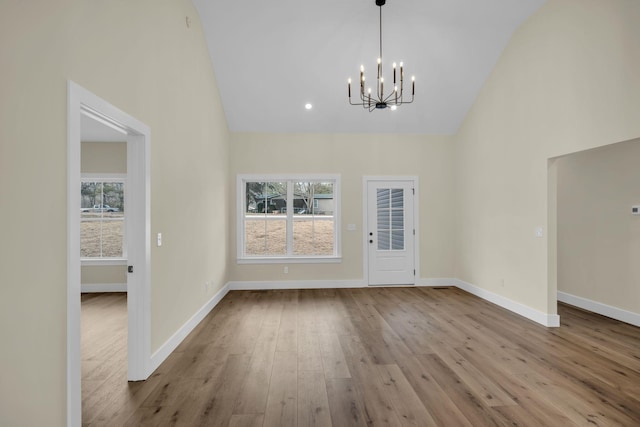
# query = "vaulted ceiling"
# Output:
<box><xmin>192</xmin><ymin>0</ymin><xmax>546</xmax><ymax>134</ymax></box>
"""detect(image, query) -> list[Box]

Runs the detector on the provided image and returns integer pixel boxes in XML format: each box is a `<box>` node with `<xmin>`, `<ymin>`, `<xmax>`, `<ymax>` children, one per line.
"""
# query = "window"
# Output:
<box><xmin>238</xmin><ymin>175</ymin><xmax>340</xmax><ymax>262</ymax></box>
<box><xmin>80</xmin><ymin>177</ymin><xmax>126</xmax><ymax>259</ymax></box>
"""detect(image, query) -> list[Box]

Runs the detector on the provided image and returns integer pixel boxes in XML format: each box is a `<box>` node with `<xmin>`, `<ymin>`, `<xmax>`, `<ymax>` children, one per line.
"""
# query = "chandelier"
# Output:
<box><xmin>348</xmin><ymin>0</ymin><xmax>415</xmax><ymax>111</ymax></box>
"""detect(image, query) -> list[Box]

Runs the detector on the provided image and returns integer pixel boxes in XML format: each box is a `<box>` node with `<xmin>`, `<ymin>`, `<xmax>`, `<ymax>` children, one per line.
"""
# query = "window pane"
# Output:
<box><xmin>245</xmin><ymin>220</ymin><xmax>287</xmax><ymax>256</ymax></box>
<box><xmin>246</xmin><ymin>181</ymin><xmax>287</xmax><ymax>214</ymax></box>
<box><xmin>378</xmin><ymin>230</ymin><xmax>390</xmax><ymax>250</ymax></box>
<box><xmin>81</xmin><ymin>221</ymin><xmax>102</xmax><ymax>257</ymax></box>
<box><xmin>377</xmin><ymin>209</ymin><xmax>390</xmax><ymax>230</ymax></box>
<box><xmin>293</xmin><ymin>219</ymin><xmax>334</xmax><ymax>256</ymax></box>
<box><xmin>391</xmin><ymin>230</ymin><xmax>404</xmax><ymax>250</ymax></box>
<box><xmin>391</xmin><ymin>188</ymin><xmax>403</xmax><ymax>208</ymax></box>
<box><xmin>377</xmin><ymin>188</ymin><xmax>390</xmax><ymax>209</ymax></box>
<box><xmin>293</xmin><ymin>181</ymin><xmax>333</xmax><ymax>215</ymax></box>
<box><xmin>80</xmin><ymin>181</ymin><xmax>125</xmax><ymax>258</ymax></box>
<box><xmin>391</xmin><ymin>210</ymin><xmax>403</xmax><ymax>229</ymax></box>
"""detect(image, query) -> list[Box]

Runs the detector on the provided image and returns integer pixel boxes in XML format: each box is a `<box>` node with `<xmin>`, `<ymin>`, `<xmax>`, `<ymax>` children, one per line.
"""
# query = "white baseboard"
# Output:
<box><xmin>453</xmin><ymin>279</ymin><xmax>560</xmax><ymax>327</ymax></box>
<box><xmin>81</xmin><ymin>283</ymin><xmax>126</xmax><ymax>293</ymax></box>
<box><xmin>149</xmin><ymin>282</ymin><xmax>230</xmax><ymax>373</ymax></box>
<box><xmin>228</xmin><ymin>279</ymin><xmax>365</xmax><ymax>290</ymax></box>
<box><xmin>416</xmin><ymin>278</ymin><xmax>458</xmax><ymax>287</ymax></box>
<box><xmin>557</xmin><ymin>291</ymin><xmax>640</xmax><ymax>327</ymax></box>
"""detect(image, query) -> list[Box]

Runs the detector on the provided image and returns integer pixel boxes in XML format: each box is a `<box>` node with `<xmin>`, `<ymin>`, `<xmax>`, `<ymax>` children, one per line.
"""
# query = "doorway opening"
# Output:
<box><xmin>67</xmin><ymin>81</ymin><xmax>151</xmax><ymax>426</ymax></box>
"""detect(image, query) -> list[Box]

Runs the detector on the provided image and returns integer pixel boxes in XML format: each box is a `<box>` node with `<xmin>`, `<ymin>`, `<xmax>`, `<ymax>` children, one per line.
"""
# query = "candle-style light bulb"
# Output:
<box><xmin>411</xmin><ymin>76</ymin><xmax>415</xmax><ymax>95</ymax></box>
<box><xmin>393</xmin><ymin>62</ymin><xmax>397</xmax><ymax>84</ymax></box>
<box><xmin>400</xmin><ymin>62</ymin><xmax>404</xmax><ymax>81</ymax></box>
<box><xmin>348</xmin><ymin>78</ymin><xmax>351</xmax><ymax>97</ymax></box>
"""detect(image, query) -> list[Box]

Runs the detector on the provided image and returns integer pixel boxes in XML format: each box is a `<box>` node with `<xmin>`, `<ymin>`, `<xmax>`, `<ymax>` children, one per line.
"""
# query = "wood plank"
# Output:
<box><xmin>232</xmin><ymin>323</ymin><xmax>280</xmax><ymax>415</ymax></box>
<box><xmin>318</xmin><ymin>333</ymin><xmax>351</xmax><ymax>379</ymax></box>
<box><xmin>297</xmin><ymin>370</ymin><xmax>332</xmax><ymax>427</ymax></box>
<box><xmin>339</xmin><ymin>334</ymin><xmax>404</xmax><ymax>426</ymax></box>
<box><xmin>325</xmin><ymin>378</ymin><xmax>367</xmax><ymax>427</ymax></box>
<box><xmin>228</xmin><ymin>414</ymin><xmax>264</xmax><ymax>427</ymax></box>
<box><xmin>263</xmin><ymin>351</ymin><xmax>298</xmax><ymax>427</ymax></box>
<box><xmin>376</xmin><ymin>364</ymin><xmax>439</xmax><ymax>426</ymax></box>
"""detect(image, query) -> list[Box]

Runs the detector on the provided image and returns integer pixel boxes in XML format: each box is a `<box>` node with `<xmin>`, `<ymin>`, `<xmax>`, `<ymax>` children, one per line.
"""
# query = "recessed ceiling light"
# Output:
<box><xmin>305</xmin><ymin>103</ymin><xmax>313</xmax><ymax>110</ymax></box>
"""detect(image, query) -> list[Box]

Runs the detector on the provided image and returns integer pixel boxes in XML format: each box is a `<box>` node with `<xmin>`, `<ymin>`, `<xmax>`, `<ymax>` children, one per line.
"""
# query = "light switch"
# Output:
<box><xmin>157</xmin><ymin>233</ymin><xmax>162</xmax><ymax>247</ymax></box>
<box><xmin>535</xmin><ymin>227</ymin><xmax>543</xmax><ymax>238</ymax></box>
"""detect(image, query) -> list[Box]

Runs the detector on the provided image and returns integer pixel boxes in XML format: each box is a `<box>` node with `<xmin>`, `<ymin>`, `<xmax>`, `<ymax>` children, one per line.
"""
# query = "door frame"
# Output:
<box><xmin>362</xmin><ymin>176</ymin><xmax>420</xmax><ymax>286</ymax></box>
<box><xmin>67</xmin><ymin>81</ymin><xmax>151</xmax><ymax>426</ymax></box>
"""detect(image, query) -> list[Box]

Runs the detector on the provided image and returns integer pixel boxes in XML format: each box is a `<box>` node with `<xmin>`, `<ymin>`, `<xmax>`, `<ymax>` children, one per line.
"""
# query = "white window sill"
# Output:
<box><xmin>81</xmin><ymin>258</ymin><xmax>127</xmax><ymax>266</ymax></box>
<box><xmin>237</xmin><ymin>256</ymin><xmax>342</xmax><ymax>265</ymax></box>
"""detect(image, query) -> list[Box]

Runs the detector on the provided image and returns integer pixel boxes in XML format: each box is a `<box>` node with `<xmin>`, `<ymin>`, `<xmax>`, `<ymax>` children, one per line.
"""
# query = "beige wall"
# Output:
<box><xmin>0</xmin><ymin>1</ymin><xmax>230</xmax><ymax>425</ymax></box>
<box><xmin>229</xmin><ymin>133</ymin><xmax>455</xmax><ymax>283</ymax></box>
<box><xmin>81</xmin><ymin>141</ymin><xmax>127</xmax><ymax>174</ymax></box>
<box><xmin>453</xmin><ymin>0</ymin><xmax>640</xmax><ymax>314</ymax></box>
<box><xmin>556</xmin><ymin>138</ymin><xmax>640</xmax><ymax>314</ymax></box>
<box><xmin>81</xmin><ymin>265</ymin><xmax>127</xmax><ymax>286</ymax></box>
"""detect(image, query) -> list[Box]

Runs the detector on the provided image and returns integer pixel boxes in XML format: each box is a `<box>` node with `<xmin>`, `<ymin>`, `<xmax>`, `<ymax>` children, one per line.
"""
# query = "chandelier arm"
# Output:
<box><xmin>382</xmin><ymin>92</ymin><xmax>399</xmax><ymax>103</ymax></box>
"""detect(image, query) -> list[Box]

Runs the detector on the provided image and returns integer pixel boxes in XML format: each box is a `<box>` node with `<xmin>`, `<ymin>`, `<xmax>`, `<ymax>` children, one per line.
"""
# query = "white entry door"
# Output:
<box><xmin>366</xmin><ymin>179</ymin><xmax>416</xmax><ymax>285</ymax></box>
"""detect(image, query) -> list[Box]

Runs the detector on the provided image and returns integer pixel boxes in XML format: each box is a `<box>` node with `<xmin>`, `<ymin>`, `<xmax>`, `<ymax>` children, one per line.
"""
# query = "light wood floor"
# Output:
<box><xmin>81</xmin><ymin>288</ymin><xmax>640</xmax><ymax>426</ymax></box>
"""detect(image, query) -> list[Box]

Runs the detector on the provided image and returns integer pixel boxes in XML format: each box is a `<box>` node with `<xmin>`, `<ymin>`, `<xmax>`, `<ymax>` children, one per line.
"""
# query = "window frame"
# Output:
<box><xmin>237</xmin><ymin>174</ymin><xmax>341</xmax><ymax>264</ymax></box>
<box><xmin>80</xmin><ymin>173</ymin><xmax>127</xmax><ymax>264</ymax></box>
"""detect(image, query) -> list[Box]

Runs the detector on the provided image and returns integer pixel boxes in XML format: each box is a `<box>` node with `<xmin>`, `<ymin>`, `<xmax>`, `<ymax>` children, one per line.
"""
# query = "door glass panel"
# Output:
<box><xmin>377</xmin><ymin>187</ymin><xmax>404</xmax><ymax>251</ymax></box>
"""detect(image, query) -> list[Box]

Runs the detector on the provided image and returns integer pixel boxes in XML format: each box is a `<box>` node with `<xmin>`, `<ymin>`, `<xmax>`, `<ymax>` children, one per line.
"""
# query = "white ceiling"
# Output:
<box><xmin>192</xmin><ymin>0</ymin><xmax>546</xmax><ymax>134</ymax></box>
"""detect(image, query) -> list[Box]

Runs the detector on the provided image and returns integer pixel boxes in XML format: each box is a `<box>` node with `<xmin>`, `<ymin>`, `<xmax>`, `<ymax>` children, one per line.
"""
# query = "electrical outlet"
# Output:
<box><xmin>284</xmin><ymin>266</ymin><xmax>289</xmax><ymax>274</ymax></box>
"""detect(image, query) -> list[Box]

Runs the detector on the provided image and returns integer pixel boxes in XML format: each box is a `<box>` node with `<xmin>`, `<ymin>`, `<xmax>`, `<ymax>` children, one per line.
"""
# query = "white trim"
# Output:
<box><xmin>81</xmin><ymin>258</ymin><xmax>127</xmax><ymax>266</ymax></box>
<box><xmin>67</xmin><ymin>80</ymin><xmax>83</xmax><ymax>427</ymax></box>
<box><xmin>81</xmin><ymin>283</ymin><xmax>127</xmax><ymax>293</ymax></box>
<box><xmin>126</xmin><ymin>131</ymin><xmax>152</xmax><ymax>381</ymax></box>
<box><xmin>363</xmin><ymin>176</ymin><xmax>420</xmax><ymax>286</ymax></box>
<box><xmin>237</xmin><ymin>257</ymin><xmax>342</xmax><ymax>265</ymax></box>
<box><xmin>67</xmin><ymin>81</ymin><xmax>151</xmax><ymax>426</ymax></box>
<box><xmin>557</xmin><ymin>291</ymin><xmax>640</xmax><ymax>327</ymax></box>
<box><xmin>81</xmin><ymin>173</ymin><xmax>127</xmax><ymax>180</ymax></box>
<box><xmin>454</xmin><ymin>279</ymin><xmax>560</xmax><ymax>327</ymax></box>
<box><xmin>229</xmin><ymin>280</ymin><xmax>365</xmax><ymax>290</ymax></box>
<box><xmin>150</xmin><ymin>283</ymin><xmax>231</xmax><ymax>372</ymax></box>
